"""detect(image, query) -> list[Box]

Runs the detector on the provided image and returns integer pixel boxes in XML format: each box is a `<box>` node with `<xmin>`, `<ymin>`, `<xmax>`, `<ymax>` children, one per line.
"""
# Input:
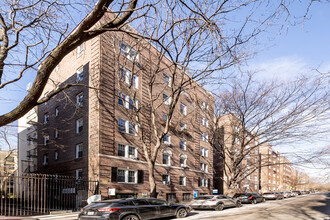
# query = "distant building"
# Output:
<box><xmin>17</xmin><ymin>107</ymin><xmax>38</xmax><ymax>175</ymax></box>
<box><xmin>0</xmin><ymin>150</ymin><xmax>17</xmax><ymax>176</ymax></box>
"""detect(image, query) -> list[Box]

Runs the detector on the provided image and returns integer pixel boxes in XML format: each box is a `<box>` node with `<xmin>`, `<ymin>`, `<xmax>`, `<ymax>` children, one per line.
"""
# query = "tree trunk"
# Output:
<box><xmin>148</xmin><ymin>161</ymin><xmax>157</xmax><ymax>198</ymax></box>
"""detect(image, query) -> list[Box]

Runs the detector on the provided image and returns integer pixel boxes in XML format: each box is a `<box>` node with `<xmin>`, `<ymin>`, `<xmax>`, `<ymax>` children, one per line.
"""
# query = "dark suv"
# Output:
<box><xmin>233</xmin><ymin>193</ymin><xmax>265</xmax><ymax>204</ymax></box>
<box><xmin>78</xmin><ymin>198</ymin><xmax>190</xmax><ymax>220</ymax></box>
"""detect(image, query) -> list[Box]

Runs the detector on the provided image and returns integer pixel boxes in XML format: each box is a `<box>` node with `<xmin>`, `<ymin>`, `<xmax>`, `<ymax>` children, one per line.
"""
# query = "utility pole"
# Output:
<box><xmin>258</xmin><ymin>153</ymin><xmax>262</xmax><ymax>193</ymax></box>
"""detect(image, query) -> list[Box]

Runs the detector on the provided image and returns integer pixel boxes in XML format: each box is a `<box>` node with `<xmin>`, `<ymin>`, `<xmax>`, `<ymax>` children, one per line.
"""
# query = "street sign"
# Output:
<box><xmin>193</xmin><ymin>190</ymin><xmax>198</xmax><ymax>199</ymax></box>
<box><xmin>212</xmin><ymin>189</ymin><xmax>218</xmax><ymax>194</ymax></box>
<box><xmin>108</xmin><ymin>188</ymin><xmax>116</xmax><ymax>196</ymax></box>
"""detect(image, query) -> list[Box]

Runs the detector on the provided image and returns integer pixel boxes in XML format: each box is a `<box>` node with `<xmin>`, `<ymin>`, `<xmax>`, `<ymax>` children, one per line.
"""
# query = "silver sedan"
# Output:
<box><xmin>189</xmin><ymin>195</ymin><xmax>242</xmax><ymax>211</ymax></box>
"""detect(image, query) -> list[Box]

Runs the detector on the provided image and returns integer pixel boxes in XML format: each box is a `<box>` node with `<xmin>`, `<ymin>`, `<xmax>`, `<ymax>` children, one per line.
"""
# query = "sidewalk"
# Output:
<box><xmin>0</xmin><ymin>212</ymin><xmax>79</xmax><ymax>220</ymax></box>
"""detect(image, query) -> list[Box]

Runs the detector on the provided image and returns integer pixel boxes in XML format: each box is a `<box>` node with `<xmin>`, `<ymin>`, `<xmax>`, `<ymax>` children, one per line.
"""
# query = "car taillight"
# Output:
<box><xmin>209</xmin><ymin>199</ymin><xmax>216</xmax><ymax>201</ymax></box>
<box><xmin>248</xmin><ymin>196</ymin><xmax>253</xmax><ymax>199</ymax></box>
<box><xmin>97</xmin><ymin>208</ymin><xmax>120</xmax><ymax>213</ymax></box>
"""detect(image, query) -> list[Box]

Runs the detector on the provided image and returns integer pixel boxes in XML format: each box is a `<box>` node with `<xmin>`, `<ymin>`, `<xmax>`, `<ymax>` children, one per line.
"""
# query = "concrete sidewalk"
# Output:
<box><xmin>0</xmin><ymin>211</ymin><xmax>79</xmax><ymax>220</ymax></box>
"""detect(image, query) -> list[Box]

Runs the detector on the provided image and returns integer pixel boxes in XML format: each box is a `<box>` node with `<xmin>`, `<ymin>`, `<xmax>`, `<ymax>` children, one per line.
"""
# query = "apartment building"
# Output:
<box><xmin>214</xmin><ymin>114</ymin><xmax>260</xmax><ymax>195</ymax></box>
<box><xmin>0</xmin><ymin>150</ymin><xmax>17</xmax><ymax>176</ymax></box>
<box><xmin>279</xmin><ymin>156</ymin><xmax>293</xmax><ymax>191</ymax></box>
<box><xmin>36</xmin><ymin>16</ymin><xmax>214</xmax><ymax>202</ymax></box>
<box><xmin>17</xmin><ymin>107</ymin><xmax>38</xmax><ymax>175</ymax></box>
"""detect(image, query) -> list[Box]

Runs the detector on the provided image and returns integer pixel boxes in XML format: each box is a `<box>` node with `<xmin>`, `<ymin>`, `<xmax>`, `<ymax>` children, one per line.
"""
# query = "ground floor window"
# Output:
<box><xmin>166</xmin><ymin>193</ymin><xmax>177</xmax><ymax>202</ymax></box>
<box><xmin>182</xmin><ymin>193</ymin><xmax>191</xmax><ymax>201</ymax></box>
<box><xmin>116</xmin><ymin>193</ymin><xmax>137</xmax><ymax>199</ymax></box>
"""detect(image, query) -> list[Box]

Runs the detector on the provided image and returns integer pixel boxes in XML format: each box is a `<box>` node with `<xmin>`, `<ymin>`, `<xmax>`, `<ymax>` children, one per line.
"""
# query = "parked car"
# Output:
<box><xmin>189</xmin><ymin>195</ymin><xmax>241</xmax><ymax>211</ymax></box>
<box><xmin>280</xmin><ymin>192</ymin><xmax>290</xmax><ymax>198</ymax></box>
<box><xmin>293</xmin><ymin>190</ymin><xmax>302</xmax><ymax>195</ymax></box>
<box><xmin>233</xmin><ymin>193</ymin><xmax>265</xmax><ymax>204</ymax></box>
<box><xmin>262</xmin><ymin>192</ymin><xmax>284</xmax><ymax>200</ymax></box>
<box><xmin>78</xmin><ymin>198</ymin><xmax>190</xmax><ymax>220</ymax></box>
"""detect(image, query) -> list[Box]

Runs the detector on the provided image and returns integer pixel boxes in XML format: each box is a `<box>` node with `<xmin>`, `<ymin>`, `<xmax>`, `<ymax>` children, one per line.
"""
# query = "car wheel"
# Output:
<box><xmin>236</xmin><ymin>201</ymin><xmax>242</xmax><ymax>207</ymax></box>
<box><xmin>176</xmin><ymin>208</ymin><xmax>188</xmax><ymax>218</ymax></box>
<box><xmin>252</xmin><ymin>199</ymin><xmax>257</xmax><ymax>204</ymax></box>
<box><xmin>122</xmin><ymin>215</ymin><xmax>139</xmax><ymax>220</ymax></box>
<box><xmin>215</xmin><ymin>203</ymin><xmax>224</xmax><ymax>211</ymax></box>
<box><xmin>262</xmin><ymin>198</ymin><xmax>266</xmax><ymax>203</ymax></box>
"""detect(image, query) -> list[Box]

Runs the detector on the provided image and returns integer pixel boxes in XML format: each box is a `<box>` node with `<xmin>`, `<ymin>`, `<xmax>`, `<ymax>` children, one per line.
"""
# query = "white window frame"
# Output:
<box><xmin>55</xmin><ymin>128</ymin><xmax>59</xmax><ymax>139</ymax></box>
<box><xmin>179</xmin><ymin>154</ymin><xmax>187</xmax><ymax>167</ymax></box>
<box><xmin>201</xmin><ymin>117</ymin><xmax>208</xmax><ymax>127</ymax></box>
<box><xmin>44</xmin><ymin>113</ymin><xmax>50</xmax><ymax>124</ymax></box>
<box><xmin>117</xmin><ymin>169</ymin><xmax>137</xmax><ymax>184</ymax></box>
<box><xmin>163</xmin><ymin>93</ymin><xmax>171</xmax><ymax>105</ymax></box>
<box><xmin>55</xmin><ymin>107</ymin><xmax>59</xmax><ymax>117</ymax></box>
<box><xmin>77</xmin><ymin>44</ymin><xmax>84</xmax><ymax>58</ymax></box>
<box><xmin>54</xmin><ymin>151</ymin><xmax>59</xmax><ymax>160</ymax></box>
<box><xmin>119</xmin><ymin>41</ymin><xmax>139</xmax><ymax>62</ymax></box>
<box><xmin>76</xmin><ymin>118</ymin><xmax>83</xmax><ymax>134</ymax></box>
<box><xmin>200</xmin><ymin>163</ymin><xmax>208</xmax><ymax>172</ymax></box>
<box><xmin>118</xmin><ymin>92</ymin><xmax>138</xmax><ymax>110</ymax></box>
<box><xmin>163</xmin><ymin>73</ymin><xmax>171</xmax><ymax>87</ymax></box>
<box><xmin>76</xmin><ymin>66</ymin><xmax>83</xmax><ymax>82</ymax></box>
<box><xmin>179</xmin><ymin>140</ymin><xmax>186</xmax><ymax>150</ymax></box>
<box><xmin>76</xmin><ymin>143</ymin><xmax>83</xmax><ymax>159</ymax></box>
<box><xmin>117</xmin><ymin>118</ymin><xmax>137</xmax><ymax>135</ymax></box>
<box><xmin>179</xmin><ymin>176</ymin><xmax>186</xmax><ymax>186</ymax></box>
<box><xmin>117</xmin><ymin>144</ymin><xmax>138</xmax><ymax>159</ymax></box>
<box><xmin>200</xmin><ymin>147</ymin><xmax>208</xmax><ymax>157</ymax></box>
<box><xmin>180</xmin><ymin>121</ymin><xmax>187</xmax><ymax>131</ymax></box>
<box><xmin>118</xmin><ymin>66</ymin><xmax>138</xmax><ymax>89</ymax></box>
<box><xmin>162</xmin><ymin>174</ymin><xmax>170</xmax><ymax>185</ymax></box>
<box><xmin>180</xmin><ymin>103</ymin><xmax>187</xmax><ymax>115</ymax></box>
<box><xmin>43</xmin><ymin>135</ymin><xmax>49</xmax><ymax>146</ymax></box>
<box><xmin>162</xmin><ymin>134</ymin><xmax>171</xmax><ymax>145</ymax></box>
<box><xmin>76</xmin><ymin>93</ymin><xmax>83</xmax><ymax>107</ymax></box>
<box><xmin>201</xmin><ymin>132</ymin><xmax>208</xmax><ymax>142</ymax></box>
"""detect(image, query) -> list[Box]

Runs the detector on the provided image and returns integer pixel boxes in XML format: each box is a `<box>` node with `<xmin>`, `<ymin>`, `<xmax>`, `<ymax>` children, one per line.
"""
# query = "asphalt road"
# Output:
<box><xmin>29</xmin><ymin>192</ymin><xmax>330</xmax><ymax>220</ymax></box>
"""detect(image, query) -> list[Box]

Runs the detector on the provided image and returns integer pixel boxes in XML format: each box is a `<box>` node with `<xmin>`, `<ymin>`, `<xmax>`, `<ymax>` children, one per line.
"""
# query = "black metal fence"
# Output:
<box><xmin>0</xmin><ymin>174</ymin><xmax>99</xmax><ymax>216</ymax></box>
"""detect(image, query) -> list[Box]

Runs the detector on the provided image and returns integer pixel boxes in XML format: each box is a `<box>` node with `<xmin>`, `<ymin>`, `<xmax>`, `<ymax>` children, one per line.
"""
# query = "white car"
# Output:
<box><xmin>189</xmin><ymin>195</ymin><xmax>242</xmax><ymax>211</ymax></box>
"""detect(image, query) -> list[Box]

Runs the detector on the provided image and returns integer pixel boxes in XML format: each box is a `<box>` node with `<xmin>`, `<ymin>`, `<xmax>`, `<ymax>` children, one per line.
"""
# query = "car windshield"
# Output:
<box><xmin>194</xmin><ymin>196</ymin><xmax>214</xmax><ymax>200</ymax></box>
<box><xmin>233</xmin><ymin>193</ymin><xmax>249</xmax><ymax>197</ymax></box>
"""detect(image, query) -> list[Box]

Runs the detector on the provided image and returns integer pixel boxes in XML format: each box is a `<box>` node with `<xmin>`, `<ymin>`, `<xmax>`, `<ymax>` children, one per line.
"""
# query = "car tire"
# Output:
<box><xmin>252</xmin><ymin>199</ymin><xmax>257</xmax><ymax>204</ymax></box>
<box><xmin>215</xmin><ymin>203</ymin><xmax>224</xmax><ymax>211</ymax></box>
<box><xmin>176</xmin><ymin>208</ymin><xmax>188</xmax><ymax>218</ymax></box>
<box><xmin>236</xmin><ymin>201</ymin><xmax>242</xmax><ymax>207</ymax></box>
<box><xmin>122</xmin><ymin>215</ymin><xmax>139</xmax><ymax>220</ymax></box>
<box><xmin>262</xmin><ymin>198</ymin><xmax>266</xmax><ymax>203</ymax></box>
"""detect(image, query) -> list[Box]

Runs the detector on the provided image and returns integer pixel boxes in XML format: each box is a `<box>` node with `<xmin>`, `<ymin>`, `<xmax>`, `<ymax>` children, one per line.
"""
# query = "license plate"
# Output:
<box><xmin>87</xmin><ymin>211</ymin><xmax>94</xmax><ymax>215</ymax></box>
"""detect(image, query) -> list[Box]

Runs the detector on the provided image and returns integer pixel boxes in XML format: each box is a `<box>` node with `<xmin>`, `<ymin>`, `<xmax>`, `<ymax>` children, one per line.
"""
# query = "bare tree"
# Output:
<box><xmin>209</xmin><ymin>72</ymin><xmax>329</xmax><ymax>194</ymax></box>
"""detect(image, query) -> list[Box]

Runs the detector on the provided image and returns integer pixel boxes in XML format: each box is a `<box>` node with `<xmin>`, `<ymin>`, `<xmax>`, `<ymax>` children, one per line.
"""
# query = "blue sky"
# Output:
<box><xmin>0</xmin><ymin>1</ymin><xmax>329</xmax><ymax>181</ymax></box>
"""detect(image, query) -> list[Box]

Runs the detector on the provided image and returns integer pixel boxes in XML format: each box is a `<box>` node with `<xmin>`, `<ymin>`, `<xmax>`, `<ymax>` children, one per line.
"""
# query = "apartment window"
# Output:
<box><xmin>43</xmin><ymin>135</ymin><xmax>49</xmax><ymax>146</ymax></box>
<box><xmin>55</xmin><ymin>65</ymin><xmax>59</xmax><ymax>72</ymax></box>
<box><xmin>162</xmin><ymin>114</ymin><xmax>167</xmax><ymax>121</ymax></box>
<box><xmin>198</xmin><ymin>178</ymin><xmax>208</xmax><ymax>187</ymax></box>
<box><xmin>76</xmin><ymin>66</ymin><xmax>83</xmax><ymax>81</ymax></box>
<box><xmin>200</xmin><ymin>147</ymin><xmax>208</xmax><ymax>157</ymax></box>
<box><xmin>179</xmin><ymin>154</ymin><xmax>187</xmax><ymax>167</ymax></box>
<box><xmin>55</xmin><ymin>128</ymin><xmax>59</xmax><ymax>139</ymax></box>
<box><xmin>44</xmin><ymin>113</ymin><xmax>50</xmax><ymax>124</ymax></box>
<box><xmin>116</xmin><ymin>169</ymin><xmax>137</xmax><ymax>183</ymax></box>
<box><xmin>182</xmin><ymin>193</ymin><xmax>191</xmax><ymax>201</ymax></box>
<box><xmin>162</xmin><ymin>134</ymin><xmax>171</xmax><ymax>145</ymax></box>
<box><xmin>118</xmin><ymin>67</ymin><xmax>138</xmax><ymax>89</ymax></box>
<box><xmin>180</xmin><ymin>122</ymin><xmax>187</xmax><ymax>130</ymax></box>
<box><xmin>254</xmin><ymin>176</ymin><xmax>257</xmax><ymax>181</ymax></box>
<box><xmin>162</xmin><ymin>174</ymin><xmax>170</xmax><ymax>185</ymax></box>
<box><xmin>179</xmin><ymin>176</ymin><xmax>186</xmax><ymax>186</ymax></box>
<box><xmin>76</xmin><ymin>169</ymin><xmax>83</xmax><ymax>180</ymax></box>
<box><xmin>76</xmin><ymin>118</ymin><xmax>83</xmax><ymax>134</ymax></box>
<box><xmin>254</xmin><ymin>184</ymin><xmax>258</xmax><ymax>190</ymax></box>
<box><xmin>268</xmin><ymin>179</ymin><xmax>271</xmax><ymax>183</ymax></box>
<box><xmin>43</xmin><ymin>154</ymin><xmax>48</xmax><ymax>166</ymax></box>
<box><xmin>77</xmin><ymin>44</ymin><xmax>84</xmax><ymax>58</ymax></box>
<box><xmin>118</xmin><ymin>92</ymin><xmax>138</xmax><ymax>110</ymax></box>
<box><xmin>247</xmin><ymin>175</ymin><xmax>250</xmax><ymax>180</ymax></box>
<box><xmin>162</xmin><ymin>154</ymin><xmax>170</xmax><ymax>165</ymax></box>
<box><xmin>55</xmin><ymin>107</ymin><xmax>59</xmax><ymax>117</ymax></box>
<box><xmin>163</xmin><ymin>73</ymin><xmax>171</xmax><ymax>87</ymax></box>
<box><xmin>76</xmin><ymin>144</ymin><xmax>83</xmax><ymax>159</ymax></box>
<box><xmin>76</xmin><ymin>93</ymin><xmax>83</xmax><ymax>107</ymax></box>
<box><xmin>179</xmin><ymin>140</ymin><xmax>186</xmax><ymax>150</ymax></box>
<box><xmin>117</xmin><ymin>118</ymin><xmax>137</xmax><ymax>135</ymax></box>
<box><xmin>163</xmin><ymin>93</ymin><xmax>171</xmax><ymax>105</ymax></box>
<box><xmin>201</xmin><ymin>117</ymin><xmax>208</xmax><ymax>127</ymax></box>
<box><xmin>180</xmin><ymin>103</ymin><xmax>187</xmax><ymax>115</ymax></box>
<box><xmin>117</xmin><ymin>169</ymin><xmax>125</xmax><ymax>182</ymax></box>
<box><xmin>54</xmin><ymin>151</ymin><xmax>59</xmax><ymax>161</ymax></box>
<box><xmin>119</xmin><ymin>41</ymin><xmax>139</xmax><ymax>61</ymax></box>
<box><xmin>117</xmin><ymin>144</ymin><xmax>137</xmax><ymax>159</ymax></box>
<box><xmin>200</xmin><ymin>132</ymin><xmax>208</xmax><ymax>142</ymax></box>
<box><xmin>200</xmin><ymin>163</ymin><xmax>208</xmax><ymax>172</ymax></box>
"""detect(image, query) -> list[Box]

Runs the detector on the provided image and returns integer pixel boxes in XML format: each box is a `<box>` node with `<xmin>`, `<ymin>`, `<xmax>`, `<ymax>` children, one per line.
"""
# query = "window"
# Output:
<box><xmin>254</xmin><ymin>184</ymin><xmax>258</xmax><ymax>190</ymax></box>
<box><xmin>200</xmin><ymin>163</ymin><xmax>208</xmax><ymax>172</ymax></box>
<box><xmin>180</xmin><ymin>122</ymin><xmax>187</xmax><ymax>131</ymax></box>
<box><xmin>119</xmin><ymin>41</ymin><xmax>139</xmax><ymax>61</ymax></box>
<box><xmin>179</xmin><ymin>154</ymin><xmax>187</xmax><ymax>167</ymax></box>
<box><xmin>163</xmin><ymin>154</ymin><xmax>170</xmax><ymax>165</ymax></box>
<box><xmin>118</xmin><ymin>67</ymin><xmax>138</xmax><ymax>88</ymax></box>
<box><xmin>162</xmin><ymin>134</ymin><xmax>171</xmax><ymax>145</ymax></box>
<box><xmin>117</xmin><ymin>144</ymin><xmax>137</xmax><ymax>159</ymax></box>
<box><xmin>201</xmin><ymin>117</ymin><xmax>208</xmax><ymax>127</ymax></box>
<box><xmin>117</xmin><ymin>169</ymin><xmax>137</xmax><ymax>183</ymax></box>
<box><xmin>163</xmin><ymin>73</ymin><xmax>171</xmax><ymax>87</ymax></box>
<box><xmin>76</xmin><ymin>93</ymin><xmax>83</xmax><ymax>107</ymax></box>
<box><xmin>76</xmin><ymin>66</ymin><xmax>83</xmax><ymax>81</ymax></box>
<box><xmin>179</xmin><ymin>140</ymin><xmax>186</xmax><ymax>150</ymax></box>
<box><xmin>55</xmin><ymin>107</ymin><xmax>59</xmax><ymax>117</ymax></box>
<box><xmin>54</xmin><ymin>151</ymin><xmax>59</xmax><ymax>161</ymax></box>
<box><xmin>117</xmin><ymin>118</ymin><xmax>137</xmax><ymax>135</ymax></box>
<box><xmin>179</xmin><ymin>176</ymin><xmax>186</xmax><ymax>186</ymax></box>
<box><xmin>254</xmin><ymin>176</ymin><xmax>257</xmax><ymax>181</ymax></box>
<box><xmin>201</xmin><ymin>101</ymin><xmax>209</xmax><ymax>110</ymax></box>
<box><xmin>77</xmin><ymin>44</ymin><xmax>84</xmax><ymax>58</ymax></box>
<box><xmin>55</xmin><ymin>128</ymin><xmax>59</xmax><ymax>139</ymax></box>
<box><xmin>76</xmin><ymin>118</ymin><xmax>83</xmax><ymax>134</ymax></box>
<box><xmin>183</xmin><ymin>193</ymin><xmax>191</xmax><ymax>201</ymax></box>
<box><xmin>44</xmin><ymin>113</ymin><xmax>50</xmax><ymax>124</ymax></box>
<box><xmin>43</xmin><ymin>154</ymin><xmax>48</xmax><ymax>165</ymax></box>
<box><xmin>118</xmin><ymin>92</ymin><xmax>138</xmax><ymax>110</ymax></box>
<box><xmin>200</xmin><ymin>147</ymin><xmax>208</xmax><ymax>157</ymax></box>
<box><xmin>76</xmin><ymin>169</ymin><xmax>83</xmax><ymax>180</ymax></box>
<box><xmin>43</xmin><ymin>135</ymin><xmax>49</xmax><ymax>146</ymax></box>
<box><xmin>200</xmin><ymin>132</ymin><xmax>208</xmax><ymax>142</ymax></box>
<box><xmin>180</xmin><ymin>103</ymin><xmax>187</xmax><ymax>115</ymax></box>
<box><xmin>198</xmin><ymin>178</ymin><xmax>208</xmax><ymax>187</ymax></box>
<box><xmin>76</xmin><ymin>144</ymin><xmax>83</xmax><ymax>159</ymax></box>
<box><xmin>162</xmin><ymin>174</ymin><xmax>170</xmax><ymax>185</ymax></box>
<box><xmin>163</xmin><ymin>93</ymin><xmax>171</xmax><ymax>105</ymax></box>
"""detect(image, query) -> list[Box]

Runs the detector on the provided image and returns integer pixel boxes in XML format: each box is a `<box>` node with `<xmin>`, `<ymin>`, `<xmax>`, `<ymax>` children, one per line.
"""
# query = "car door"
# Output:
<box><xmin>148</xmin><ymin>199</ymin><xmax>173</xmax><ymax>217</ymax></box>
<box><xmin>224</xmin><ymin>196</ymin><xmax>236</xmax><ymax>207</ymax></box>
<box><xmin>133</xmin><ymin>199</ymin><xmax>157</xmax><ymax>220</ymax></box>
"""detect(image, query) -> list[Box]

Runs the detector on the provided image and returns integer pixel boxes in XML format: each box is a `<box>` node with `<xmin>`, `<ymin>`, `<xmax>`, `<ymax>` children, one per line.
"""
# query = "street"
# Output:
<box><xmin>30</xmin><ymin>193</ymin><xmax>330</xmax><ymax>220</ymax></box>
